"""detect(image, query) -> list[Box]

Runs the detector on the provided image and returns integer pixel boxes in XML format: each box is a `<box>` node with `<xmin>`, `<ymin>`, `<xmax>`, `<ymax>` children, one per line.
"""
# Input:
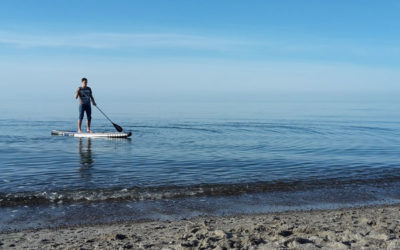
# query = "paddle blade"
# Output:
<box><xmin>113</xmin><ymin>123</ymin><xmax>123</xmax><ymax>132</ymax></box>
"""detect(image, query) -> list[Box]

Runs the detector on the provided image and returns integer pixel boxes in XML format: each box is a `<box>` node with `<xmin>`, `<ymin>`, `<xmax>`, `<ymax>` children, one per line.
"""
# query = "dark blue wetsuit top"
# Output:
<box><xmin>77</xmin><ymin>87</ymin><xmax>92</xmax><ymax>120</ymax></box>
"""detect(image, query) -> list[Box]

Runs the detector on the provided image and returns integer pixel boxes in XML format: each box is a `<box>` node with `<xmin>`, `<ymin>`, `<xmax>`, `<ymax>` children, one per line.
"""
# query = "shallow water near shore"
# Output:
<box><xmin>1</xmin><ymin>102</ymin><xmax>400</xmax><ymax>231</ymax></box>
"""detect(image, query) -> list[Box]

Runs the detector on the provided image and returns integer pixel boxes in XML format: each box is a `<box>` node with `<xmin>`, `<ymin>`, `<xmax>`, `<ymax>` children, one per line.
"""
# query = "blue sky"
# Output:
<box><xmin>0</xmin><ymin>0</ymin><xmax>399</xmax><ymax>108</ymax></box>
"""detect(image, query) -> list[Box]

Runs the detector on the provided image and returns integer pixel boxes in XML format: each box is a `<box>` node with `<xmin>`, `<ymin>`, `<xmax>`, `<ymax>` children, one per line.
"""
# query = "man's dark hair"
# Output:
<box><xmin>81</xmin><ymin>78</ymin><xmax>88</xmax><ymax>83</ymax></box>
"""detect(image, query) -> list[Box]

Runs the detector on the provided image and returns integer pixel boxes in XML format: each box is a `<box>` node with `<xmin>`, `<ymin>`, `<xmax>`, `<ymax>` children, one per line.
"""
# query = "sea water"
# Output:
<box><xmin>1</xmin><ymin>102</ymin><xmax>400</xmax><ymax>231</ymax></box>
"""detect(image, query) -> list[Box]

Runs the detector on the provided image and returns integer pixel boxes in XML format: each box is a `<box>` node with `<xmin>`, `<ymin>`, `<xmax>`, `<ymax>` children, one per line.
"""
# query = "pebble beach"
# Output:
<box><xmin>2</xmin><ymin>204</ymin><xmax>400</xmax><ymax>249</ymax></box>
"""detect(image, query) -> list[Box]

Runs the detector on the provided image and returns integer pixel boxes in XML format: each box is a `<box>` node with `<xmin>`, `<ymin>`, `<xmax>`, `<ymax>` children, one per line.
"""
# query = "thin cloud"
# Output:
<box><xmin>0</xmin><ymin>31</ymin><xmax>398</xmax><ymax>64</ymax></box>
<box><xmin>0</xmin><ymin>31</ymin><xmax>248</xmax><ymax>51</ymax></box>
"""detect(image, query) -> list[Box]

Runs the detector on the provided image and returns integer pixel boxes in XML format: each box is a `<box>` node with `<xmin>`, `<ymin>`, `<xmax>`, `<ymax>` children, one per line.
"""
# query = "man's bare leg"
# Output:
<box><xmin>78</xmin><ymin>120</ymin><xmax>83</xmax><ymax>133</ymax></box>
<box><xmin>87</xmin><ymin>119</ymin><xmax>93</xmax><ymax>133</ymax></box>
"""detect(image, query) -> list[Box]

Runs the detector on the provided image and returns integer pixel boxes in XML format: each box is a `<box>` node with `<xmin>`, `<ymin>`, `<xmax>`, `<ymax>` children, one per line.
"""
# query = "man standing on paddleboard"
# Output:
<box><xmin>75</xmin><ymin>78</ymin><xmax>96</xmax><ymax>133</ymax></box>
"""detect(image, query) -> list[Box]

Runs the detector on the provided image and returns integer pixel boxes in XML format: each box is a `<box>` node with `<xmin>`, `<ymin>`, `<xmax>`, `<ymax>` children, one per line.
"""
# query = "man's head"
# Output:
<box><xmin>81</xmin><ymin>78</ymin><xmax>88</xmax><ymax>87</ymax></box>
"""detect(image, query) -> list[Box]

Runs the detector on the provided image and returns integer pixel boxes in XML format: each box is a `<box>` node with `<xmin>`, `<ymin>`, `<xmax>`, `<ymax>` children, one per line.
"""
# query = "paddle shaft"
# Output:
<box><xmin>95</xmin><ymin>105</ymin><xmax>113</xmax><ymax>123</ymax></box>
<box><xmin>94</xmin><ymin>105</ymin><xmax>123</xmax><ymax>132</ymax></box>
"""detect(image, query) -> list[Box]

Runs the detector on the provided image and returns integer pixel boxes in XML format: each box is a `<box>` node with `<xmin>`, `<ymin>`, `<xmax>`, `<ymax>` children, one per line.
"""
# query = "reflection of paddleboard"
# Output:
<box><xmin>51</xmin><ymin>130</ymin><xmax>132</xmax><ymax>138</ymax></box>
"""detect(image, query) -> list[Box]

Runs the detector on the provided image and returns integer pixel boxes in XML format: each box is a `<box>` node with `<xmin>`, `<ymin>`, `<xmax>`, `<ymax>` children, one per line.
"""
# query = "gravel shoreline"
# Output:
<box><xmin>1</xmin><ymin>204</ymin><xmax>400</xmax><ymax>249</ymax></box>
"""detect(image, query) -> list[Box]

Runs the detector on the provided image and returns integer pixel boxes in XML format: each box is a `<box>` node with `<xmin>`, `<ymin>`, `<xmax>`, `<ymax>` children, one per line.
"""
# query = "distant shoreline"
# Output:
<box><xmin>1</xmin><ymin>203</ymin><xmax>399</xmax><ymax>249</ymax></box>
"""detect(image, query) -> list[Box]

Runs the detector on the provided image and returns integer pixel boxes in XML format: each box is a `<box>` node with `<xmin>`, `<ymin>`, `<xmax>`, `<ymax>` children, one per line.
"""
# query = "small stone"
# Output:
<box><xmin>249</xmin><ymin>236</ymin><xmax>266</xmax><ymax>246</ymax></box>
<box><xmin>342</xmin><ymin>241</ymin><xmax>351</xmax><ymax>246</ymax></box>
<box><xmin>284</xmin><ymin>237</ymin><xmax>314</xmax><ymax>248</ymax></box>
<box><xmin>181</xmin><ymin>233</ymin><xmax>192</xmax><ymax>240</ymax></box>
<box><xmin>196</xmin><ymin>233</ymin><xmax>206</xmax><ymax>240</ymax></box>
<box><xmin>255</xmin><ymin>225</ymin><xmax>267</xmax><ymax>232</ymax></box>
<box><xmin>115</xmin><ymin>234</ymin><xmax>127</xmax><ymax>240</ymax></box>
<box><xmin>387</xmin><ymin>240</ymin><xmax>400</xmax><ymax>250</ymax></box>
<box><xmin>181</xmin><ymin>241</ymin><xmax>196</xmax><ymax>247</ymax></box>
<box><xmin>369</xmin><ymin>231</ymin><xmax>389</xmax><ymax>241</ymax></box>
<box><xmin>296</xmin><ymin>237</ymin><xmax>313</xmax><ymax>244</ymax></box>
<box><xmin>208</xmin><ymin>237</ymin><xmax>219</xmax><ymax>243</ymax></box>
<box><xmin>214</xmin><ymin>230</ymin><xmax>226</xmax><ymax>239</ymax></box>
<box><xmin>279</xmin><ymin>230</ymin><xmax>293</xmax><ymax>237</ymax></box>
<box><xmin>325</xmin><ymin>241</ymin><xmax>349</xmax><ymax>249</ymax></box>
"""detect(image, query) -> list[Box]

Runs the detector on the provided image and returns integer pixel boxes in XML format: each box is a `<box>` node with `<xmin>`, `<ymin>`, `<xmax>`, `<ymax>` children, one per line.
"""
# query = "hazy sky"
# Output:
<box><xmin>0</xmin><ymin>0</ymin><xmax>399</xmax><ymax>106</ymax></box>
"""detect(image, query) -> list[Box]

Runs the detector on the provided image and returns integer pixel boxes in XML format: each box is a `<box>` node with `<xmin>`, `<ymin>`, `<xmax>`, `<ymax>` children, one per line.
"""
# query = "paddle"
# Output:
<box><xmin>94</xmin><ymin>105</ymin><xmax>123</xmax><ymax>132</ymax></box>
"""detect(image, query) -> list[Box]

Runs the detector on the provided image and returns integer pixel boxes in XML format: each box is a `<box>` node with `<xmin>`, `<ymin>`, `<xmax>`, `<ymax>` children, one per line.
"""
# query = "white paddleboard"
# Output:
<box><xmin>51</xmin><ymin>130</ymin><xmax>132</xmax><ymax>138</ymax></box>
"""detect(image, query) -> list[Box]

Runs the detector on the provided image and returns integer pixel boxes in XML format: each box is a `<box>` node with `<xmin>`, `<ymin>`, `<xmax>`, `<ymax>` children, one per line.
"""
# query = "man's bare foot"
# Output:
<box><xmin>87</xmin><ymin>129</ymin><xmax>94</xmax><ymax>133</ymax></box>
<box><xmin>78</xmin><ymin>129</ymin><xmax>82</xmax><ymax>133</ymax></box>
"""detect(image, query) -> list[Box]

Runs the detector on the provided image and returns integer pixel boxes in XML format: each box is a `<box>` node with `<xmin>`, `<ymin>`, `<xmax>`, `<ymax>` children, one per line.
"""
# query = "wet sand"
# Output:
<box><xmin>1</xmin><ymin>204</ymin><xmax>400</xmax><ymax>249</ymax></box>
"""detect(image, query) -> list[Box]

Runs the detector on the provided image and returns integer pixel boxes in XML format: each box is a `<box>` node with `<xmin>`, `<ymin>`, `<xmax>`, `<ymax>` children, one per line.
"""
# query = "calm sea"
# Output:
<box><xmin>1</xmin><ymin>102</ymin><xmax>400</xmax><ymax>231</ymax></box>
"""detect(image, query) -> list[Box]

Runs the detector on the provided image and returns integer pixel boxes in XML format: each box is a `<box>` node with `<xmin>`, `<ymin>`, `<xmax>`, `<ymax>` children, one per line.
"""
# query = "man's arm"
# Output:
<box><xmin>75</xmin><ymin>87</ymin><xmax>81</xmax><ymax>99</ymax></box>
<box><xmin>90</xmin><ymin>92</ymin><xmax>96</xmax><ymax>106</ymax></box>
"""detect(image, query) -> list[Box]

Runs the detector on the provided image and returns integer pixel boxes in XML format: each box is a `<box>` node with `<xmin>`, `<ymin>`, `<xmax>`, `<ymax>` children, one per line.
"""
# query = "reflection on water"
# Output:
<box><xmin>78</xmin><ymin>138</ymin><xmax>93</xmax><ymax>174</ymax></box>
